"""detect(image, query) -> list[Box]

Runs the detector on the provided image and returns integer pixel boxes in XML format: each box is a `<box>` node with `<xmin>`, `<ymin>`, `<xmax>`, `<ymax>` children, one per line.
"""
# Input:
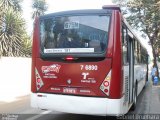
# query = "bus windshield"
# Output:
<box><xmin>40</xmin><ymin>15</ymin><xmax>110</xmax><ymax>54</ymax></box>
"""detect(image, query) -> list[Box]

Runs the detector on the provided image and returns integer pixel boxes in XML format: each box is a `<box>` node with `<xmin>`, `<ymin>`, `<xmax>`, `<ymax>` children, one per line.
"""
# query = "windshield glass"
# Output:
<box><xmin>40</xmin><ymin>15</ymin><xmax>110</xmax><ymax>54</ymax></box>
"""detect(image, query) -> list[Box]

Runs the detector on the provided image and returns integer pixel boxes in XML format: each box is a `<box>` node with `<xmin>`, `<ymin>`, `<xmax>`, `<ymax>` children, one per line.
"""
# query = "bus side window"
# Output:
<box><xmin>134</xmin><ymin>40</ymin><xmax>138</xmax><ymax>64</ymax></box>
<box><xmin>122</xmin><ymin>25</ymin><xmax>128</xmax><ymax>65</ymax></box>
<box><xmin>136</xmin><ymin>42</ymin><xmax>142</xmax><ymax>64</ymax></box>
<box><xmin>141</xmin><ymin>48</ymin><xmax>148</xmax><ymax>64</ymax></box>
<box><xmin>138</xmin><ymin>44</ymin><xmax>142</xmax><ymax>63</ymax></box>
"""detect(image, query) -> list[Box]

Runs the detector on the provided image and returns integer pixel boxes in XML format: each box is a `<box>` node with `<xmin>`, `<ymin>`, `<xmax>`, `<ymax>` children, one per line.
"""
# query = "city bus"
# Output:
<box><xmin>31</xmin><ymin>5</ymin><xmax>148</xmax><ymax>116</ymax></box>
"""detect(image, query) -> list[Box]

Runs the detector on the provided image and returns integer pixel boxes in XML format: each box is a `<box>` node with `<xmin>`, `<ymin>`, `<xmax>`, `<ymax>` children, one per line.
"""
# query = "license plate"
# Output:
<box><xmin>63</xmin><ymin>88</ymin><xmax>77</xmax><ymax>94</ymax></box>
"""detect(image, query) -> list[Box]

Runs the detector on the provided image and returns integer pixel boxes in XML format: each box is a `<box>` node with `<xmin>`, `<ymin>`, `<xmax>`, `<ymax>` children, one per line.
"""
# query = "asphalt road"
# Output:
<box><xmin>0</xmin><ymin>81</ymin><xmax>160</xmax><ymax>120</ymax></box>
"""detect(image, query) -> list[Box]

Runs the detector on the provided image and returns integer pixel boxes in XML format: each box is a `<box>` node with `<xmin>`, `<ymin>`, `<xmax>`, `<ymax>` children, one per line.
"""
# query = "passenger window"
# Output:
<box><xmin>122</xmin><ymin>25</ymin><xmax>128</xmax><ymax>65</ymax></box>
<box><xmin>134</xmin><ymin>40</ymin><xmax>138</xmax><ymax>64</ymax></box>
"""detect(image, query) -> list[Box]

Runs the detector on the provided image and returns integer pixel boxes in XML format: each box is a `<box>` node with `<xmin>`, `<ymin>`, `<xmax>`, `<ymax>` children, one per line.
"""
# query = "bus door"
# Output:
<box><xmin>128</xmin><ymin>34</ymin><xmax>134</xmax><ymax>104</ymax></box>
<box><xmin>122</xmin><ymin>25</ymin><xmax>134</xmax><ymax>105</ymax></box>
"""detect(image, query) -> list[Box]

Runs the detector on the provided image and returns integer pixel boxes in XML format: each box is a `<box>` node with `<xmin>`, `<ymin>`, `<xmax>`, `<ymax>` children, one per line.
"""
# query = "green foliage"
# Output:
<box><xmin>0</xmin><ymin>8</ymin><xmax>25</xmax><ymax>56</ymax></box>
<box><xmin>113</xmin><ymin>0</ymin><xmax>160</xmax><ymax>44</ymax></box>
<box><xmin>22</xmin><ymin>35</ymin><xmax>32</xmax><ymax>57</ymax></box>
<box><xmin>0</xmin><ymin>0</ymin><xmax>22</xmax><ymax>12</ymax></box>
<box><xmin>0</xmin><ymin>0</ymin><xmax>32</xmax><ymax>57</ymax></box>
<box><xmin>32</xmin><ymin>0</ymin><xmax>48</xmax><ymax>19</ymax></box>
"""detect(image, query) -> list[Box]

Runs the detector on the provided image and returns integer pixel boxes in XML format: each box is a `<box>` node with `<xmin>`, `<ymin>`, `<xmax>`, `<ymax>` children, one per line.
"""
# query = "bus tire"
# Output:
<box><xmin>131</xmin><ymin>83</ymin><xmax>137</xmax><ymax>111</ymax></box>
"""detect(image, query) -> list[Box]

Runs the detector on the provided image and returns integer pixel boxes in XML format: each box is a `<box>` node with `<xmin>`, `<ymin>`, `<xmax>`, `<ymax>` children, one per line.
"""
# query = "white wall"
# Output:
<box><xmin>0</xmin><ymin>57</ymin><xmax>31</xmax><ymax>102</ymax></box>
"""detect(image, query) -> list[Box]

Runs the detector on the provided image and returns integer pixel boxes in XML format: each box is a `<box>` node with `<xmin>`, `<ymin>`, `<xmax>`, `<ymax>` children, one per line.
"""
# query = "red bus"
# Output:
<box><xmin>31</xmin><ymin>5</ymin><xmax>148</xmax><ymax>116</ymax></box>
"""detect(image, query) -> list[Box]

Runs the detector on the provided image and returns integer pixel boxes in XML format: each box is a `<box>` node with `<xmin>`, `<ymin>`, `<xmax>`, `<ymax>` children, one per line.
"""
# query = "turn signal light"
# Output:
<box><xmin>35</xmin><ymin>68</ymin><xmax>44</xmax><ymax>91</ymax></box>
<box><xmin>103</xmin><ymin>81</ymin><xmax>109</xmax><ymax>87</ymax></box>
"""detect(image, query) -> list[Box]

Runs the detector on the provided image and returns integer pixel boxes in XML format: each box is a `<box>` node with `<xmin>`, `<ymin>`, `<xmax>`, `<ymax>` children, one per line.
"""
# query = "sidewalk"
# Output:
<box><xmin>149</xmin><ymin>84</ymin><xmax>160</xmax><ymax>114</ymax></box>
<box><xmin>131</xmin><ymin>79</ymin><xmax>160</xmax><ymax>114</ymax></box>
<box><xmin>144</xmin><ymin>70</ymin><xmax>160</xmax><ymax>114</ymax></box>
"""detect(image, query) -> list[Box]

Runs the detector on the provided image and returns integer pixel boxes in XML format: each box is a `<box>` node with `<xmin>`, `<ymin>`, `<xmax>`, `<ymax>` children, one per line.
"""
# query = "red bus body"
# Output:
<box><xmin>31</xmin><ymin>6</ymin><xmax>148</xmax><ymax>116</ymax></box>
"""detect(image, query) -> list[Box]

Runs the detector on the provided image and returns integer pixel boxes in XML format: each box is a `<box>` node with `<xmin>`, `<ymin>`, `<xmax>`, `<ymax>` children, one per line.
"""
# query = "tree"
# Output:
<box><xmin>0</xmin><ymin>0</ymin><xmax>32</xmax><ymax>57</ymax></box>
<box><xmin>0</xmin><ymin>8</ymin><xmax>25</xmax><ymax>56</ymax></box>
<box><xmin>32</xmin><ymin>0</ymin><xmax>48</xmax><ymax>19</ymax></box>
<box><xmin>22</xmin><ymin>35</ymin><xmax>32</xmax><ymax>57</ymax></box>
<box><xmin>0</xmin><ymin>0</ymin><xmax>22</xmax><ymax>12</ymax></box>
<box><xmin>113</xmin><ymin>0</ymin><xmax>160</xmax><ymax>75</ymax></box>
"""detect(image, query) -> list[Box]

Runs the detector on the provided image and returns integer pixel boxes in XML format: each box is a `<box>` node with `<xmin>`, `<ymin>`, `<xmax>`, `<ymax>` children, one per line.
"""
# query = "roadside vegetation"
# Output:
<box><xmin>0</xmin><ymin>0</ymin><xmax>47</xmax><ymax>57</ymax></box>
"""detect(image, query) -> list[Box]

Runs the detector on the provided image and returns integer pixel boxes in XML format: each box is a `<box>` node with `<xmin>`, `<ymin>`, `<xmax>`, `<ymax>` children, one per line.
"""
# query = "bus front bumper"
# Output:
<box><xmin>31</xmin><ymin>93</ymin><xmax>126</xmax><ymax>116</ymax></box>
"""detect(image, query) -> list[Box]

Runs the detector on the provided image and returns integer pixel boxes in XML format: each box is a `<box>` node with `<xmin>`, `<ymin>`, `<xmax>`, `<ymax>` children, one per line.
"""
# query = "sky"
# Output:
<box><xmin>22</xmin><ymin>0</ymin><xmax>152</xmax><ymax>58</ymax></box>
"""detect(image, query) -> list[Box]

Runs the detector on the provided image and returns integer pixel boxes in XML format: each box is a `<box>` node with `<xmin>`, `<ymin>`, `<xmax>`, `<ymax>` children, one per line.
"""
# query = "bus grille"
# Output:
<box><xmin>124</xmin><ymin>76</ymin><xmax>129</xmax><ymax>103</ymax></box>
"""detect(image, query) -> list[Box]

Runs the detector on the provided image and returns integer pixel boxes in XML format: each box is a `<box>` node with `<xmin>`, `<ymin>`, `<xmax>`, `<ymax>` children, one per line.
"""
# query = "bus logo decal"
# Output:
<box><xmin>42</xmin><ymin>64</ymin><xmax>61</xmax><ymax>73</ymax></box>
<box><xmin>67</xmin><ymin>79</ymin><xmax>72</xmax><ymax>85</ymax></box>
<box><xmin>82</xmin><ymin>72</ymin><xmax>89</xmax><ymax>79</ymax></box>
